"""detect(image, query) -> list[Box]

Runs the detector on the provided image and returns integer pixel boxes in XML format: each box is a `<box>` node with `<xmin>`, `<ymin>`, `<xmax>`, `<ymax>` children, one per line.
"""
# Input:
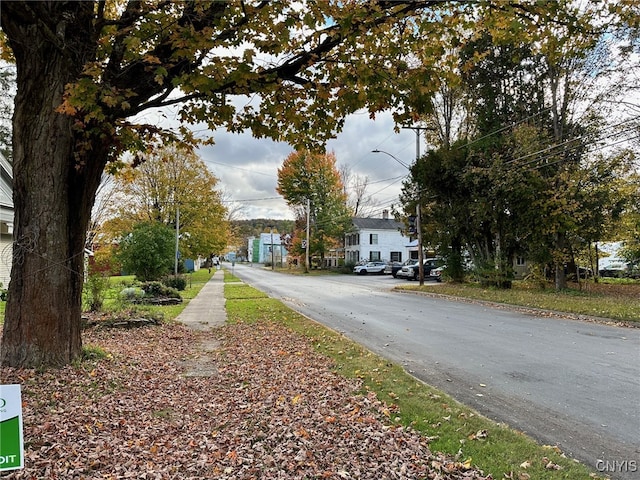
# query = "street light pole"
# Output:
<box><xmin>402</xmin><ymin>125</ymin><xmax>431</xmax><ymax>285</ymax></box>
<box><xmin>174</xmin><ymin>204</ymin><xmax>180</xmax><ymax>276</ymax></box>
<box><xmin>372</xmin><ymin>148</ymin><xmax>424</xmax><ymax>285</ymax></box>
<box><xmin>416</xmin><ymin>203</ymin><xmax>424</xmax><ymax>286</ymax></box>
<box><xmin>305</xmin><ymin>198</ymin><xmax>310</xmax><ymax>273</ymax></box>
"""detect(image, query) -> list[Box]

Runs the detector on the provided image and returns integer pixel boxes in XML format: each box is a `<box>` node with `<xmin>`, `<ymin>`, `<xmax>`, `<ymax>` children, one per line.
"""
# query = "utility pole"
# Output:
<box><xmin>174</xmin><ymin>204</ymin><xmax>180</xmax><ymax>276</ymax></box>
<box><xmin>305</xmin><ymin>198</ymin><xmax>310</xmax><ymax>273</ymax></box>
<box><xmin>416</xmin><ymin>203</ymin><xmax>424</xmax><ymax>286</ymax></box>
<box><xmin>403</xmin><ymin>125</ymin><xmax>430</xmax><ymax>286</ymax></box>
<box><xmin>268</xmin><ymin>225</ymin><xmax>275</xmax><ymax>270</ymax></box>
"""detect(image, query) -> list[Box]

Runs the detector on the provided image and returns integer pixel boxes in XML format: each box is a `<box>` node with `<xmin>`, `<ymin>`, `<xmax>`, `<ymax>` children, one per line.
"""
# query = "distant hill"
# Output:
<box><xmin>231</xmin><ymin>218</ymin><xmax>295</xmax><ymax>240</ymax></box>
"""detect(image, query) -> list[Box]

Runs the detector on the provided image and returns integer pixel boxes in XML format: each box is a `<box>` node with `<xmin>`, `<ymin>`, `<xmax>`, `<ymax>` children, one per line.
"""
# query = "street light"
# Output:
<box><xmin>371</xmin><ymin>149</ymin><xmax>425</xmax><ymax>285</ymax></box>
<box><xmin>371</xmin><ymin>149</ymin><xmax>412</xmax><ymax>169</ymax></box>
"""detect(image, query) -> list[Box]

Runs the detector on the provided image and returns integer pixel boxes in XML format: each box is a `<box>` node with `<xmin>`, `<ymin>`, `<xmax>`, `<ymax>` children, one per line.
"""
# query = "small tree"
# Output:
<box><xmin>105</xmin><ymin>145</ymin><xmax>229</xmax><ymax>260</ymax></box>
<box><xmin>117</xmin><ymin>222</ymin><xmax>175</xmax><ymax>281</ymax></box>
<box><xmin>83</xmin><ymin>247</ymin><xmax>117</xmax><ymax>312</ymax></box>
<box><xmin>277</xmin><ymin>150</ymin><xmax>351</xmax><ymax>265</ymax></box>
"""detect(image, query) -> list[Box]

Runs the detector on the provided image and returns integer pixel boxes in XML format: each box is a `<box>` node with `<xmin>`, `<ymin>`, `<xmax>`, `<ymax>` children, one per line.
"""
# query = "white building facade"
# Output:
<box><xmin>344</xmin><ymin>211</ymin><xmax>409</xmax><ymax>264</ymax></box>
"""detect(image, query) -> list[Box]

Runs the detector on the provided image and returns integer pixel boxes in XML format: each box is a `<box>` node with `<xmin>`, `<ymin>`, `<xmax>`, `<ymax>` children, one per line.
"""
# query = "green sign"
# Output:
<box><xmin>0</xmin><ymin>384</ymin><xmax>24</xmax><ymax>471</ymax></box>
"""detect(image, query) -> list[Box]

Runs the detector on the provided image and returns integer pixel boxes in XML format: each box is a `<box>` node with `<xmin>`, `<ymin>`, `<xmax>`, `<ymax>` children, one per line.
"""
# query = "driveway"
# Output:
<box><xmin>230</xmin><ymin>264</ymin><xmax>640</xmax><ymax>480</ymax></box>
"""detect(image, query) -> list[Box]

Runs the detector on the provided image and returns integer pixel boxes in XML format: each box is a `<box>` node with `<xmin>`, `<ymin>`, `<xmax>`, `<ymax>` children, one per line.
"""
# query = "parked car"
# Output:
<box><xmin>383</xmin><ymin>261</ymin><xmax>404</xmax><ymax>277</ymax></box>
<box><xmin>395</xmin><ymin>260</ymin><xmax>418</xmax><ymax>280</ymax></box>
<box><xmin>353</xmin><ymin>261</ymin><xmax>387</xmax><ymax>275</ymax></box>
<box><xmin>429</xmin><ymin>265</ymin><xmax>445</xmax><ymax>282</ymax></box>
<box><xmin>396</xmin><ymin>258</ymin><xmax>443</xmax><ymax>281</ymax></box>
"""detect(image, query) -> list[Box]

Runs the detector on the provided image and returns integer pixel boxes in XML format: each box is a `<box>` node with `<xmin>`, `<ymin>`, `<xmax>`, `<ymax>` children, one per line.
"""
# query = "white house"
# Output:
<box><xmin>248</xmin><ymin>232</ymin><xmax>287</xmax><ymax>265</ymax></box>
<box><xmin>0</xmin><ymin>152</ymin><xmax>13</xmax><ymax>289</ymax></box>
<box><xmin>345</xmin><ymin>211</ymin><xmax>410</xmax><ymax>264</ymax></box>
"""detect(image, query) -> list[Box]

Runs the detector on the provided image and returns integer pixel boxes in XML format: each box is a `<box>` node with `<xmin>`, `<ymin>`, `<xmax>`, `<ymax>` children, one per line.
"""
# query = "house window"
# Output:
<box><xmin>370</xmin><ymin>251</ymin><xmax>381</xmax><ymax>261</ymax></box>
<box><xmin>369</xmin><ymin>234</ymin><xmax>378</xmax><ymax>245</ymax></box>
<box><xmin>390</xmin><ymin>251</ymin><xmax>402</xmax><ymax>262</ymax></box>
<box><xmin>516</xmin><ymin>257</ymin><xmax>526</xmax><ymax>266</ymax></box>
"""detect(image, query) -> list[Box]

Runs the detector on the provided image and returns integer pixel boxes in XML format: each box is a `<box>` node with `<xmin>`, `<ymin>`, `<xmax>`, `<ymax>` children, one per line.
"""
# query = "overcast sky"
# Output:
<box><xmin>195</xmin><ymin>110</ymin><xmax>425</xmax><ymax>221</ymax></box>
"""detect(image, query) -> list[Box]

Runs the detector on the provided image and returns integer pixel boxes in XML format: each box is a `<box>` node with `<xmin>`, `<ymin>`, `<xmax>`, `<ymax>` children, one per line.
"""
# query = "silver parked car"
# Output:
<box><xmin>396</xmin><ymin>258</ymin><xmax>443</xmax><ymax>281</ymax></box>
<box><xmin>353</xmin><ymin>261</ymin><xmax>387</xmax><ymax>275</ymax></box>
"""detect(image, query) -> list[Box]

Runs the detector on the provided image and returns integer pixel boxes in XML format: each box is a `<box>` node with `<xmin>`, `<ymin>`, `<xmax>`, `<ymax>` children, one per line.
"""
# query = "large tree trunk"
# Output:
<box><xmin>1</xmin><ymin>3</ymin><xmax>105</xmax><ymax>368</ymax></box>
<box><xmin>553</xmin><ymin>231</ymin><xmax>569</xmax><ymax>291</ymax></box>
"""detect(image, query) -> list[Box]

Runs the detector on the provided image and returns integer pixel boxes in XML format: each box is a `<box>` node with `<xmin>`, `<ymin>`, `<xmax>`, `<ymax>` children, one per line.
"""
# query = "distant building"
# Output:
<box><xmin>345</xmin><ymin>210</ymin><xmax>408</xmax><ymax>264</ymax></box>
<box><xmin>248</xmin><ymin>232</ymin><xmax>287</xmax><ymax>265</ymax></box>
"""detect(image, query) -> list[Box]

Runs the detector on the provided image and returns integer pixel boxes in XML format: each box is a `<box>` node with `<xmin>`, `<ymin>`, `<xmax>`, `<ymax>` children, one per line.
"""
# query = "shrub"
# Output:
<box><xmin>140</xmin><ymin>281</ymin><xmax>180</xmax><ymax>299</ymax></box>
<box><xmin>475</xmin><ymin>261</ymin><xmax>514</xmax><ymax>289</ymax></box>
<box><xmin>162</xmin><ymin>275</ymin><xmax>187</xmax><ymax>291</ymax></box>
<box><xmin>341</xmin><ymin>261</ymin><xmax>356</xmax><ymax>274</ymax></box>
<box><xmin>84</xmin><ymin>273</ymin><xmax>110</xmax><ymax>311</ymax></box>
<box><xmin>119</xmin><ymin>287</ymin><xmax>144</xmax><ymax>301</ymax></box>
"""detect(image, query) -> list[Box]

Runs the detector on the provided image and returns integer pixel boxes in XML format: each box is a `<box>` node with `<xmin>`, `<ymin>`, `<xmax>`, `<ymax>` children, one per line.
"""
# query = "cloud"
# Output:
<box><xmin>198</xmin><ymin>110</ymin><xmax>423</xmax><ymax>220</ymax></box>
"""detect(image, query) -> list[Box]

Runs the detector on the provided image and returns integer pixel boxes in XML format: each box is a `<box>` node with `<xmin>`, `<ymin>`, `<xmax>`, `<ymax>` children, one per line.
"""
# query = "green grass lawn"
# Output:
<box><xmin>398</xmin><ymin>279</ymin><xmax>640</xmax><ymax>324</ymax></box>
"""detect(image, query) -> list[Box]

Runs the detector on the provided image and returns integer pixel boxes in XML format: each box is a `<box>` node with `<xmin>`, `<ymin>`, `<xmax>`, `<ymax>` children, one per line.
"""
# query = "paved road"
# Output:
<box><xmin>230</xmin><ymin>264</ymin><xmax>640</xmax><ymax>479</ymax></box>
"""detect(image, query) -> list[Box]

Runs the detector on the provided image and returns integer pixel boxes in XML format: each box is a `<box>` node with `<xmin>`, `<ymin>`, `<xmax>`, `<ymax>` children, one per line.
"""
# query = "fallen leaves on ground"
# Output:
<box><xmin>1</xmin><ymin>321</ymin><xmax>491</xmax><ymax>479</ymax></box>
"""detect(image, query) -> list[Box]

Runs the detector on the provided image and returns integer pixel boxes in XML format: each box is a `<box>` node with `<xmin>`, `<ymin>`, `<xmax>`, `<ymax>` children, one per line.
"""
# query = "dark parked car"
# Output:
<box><xmin>383</xmin><ymin>261</ymin><xmax>404</xmax><ymax>277</ymax></box>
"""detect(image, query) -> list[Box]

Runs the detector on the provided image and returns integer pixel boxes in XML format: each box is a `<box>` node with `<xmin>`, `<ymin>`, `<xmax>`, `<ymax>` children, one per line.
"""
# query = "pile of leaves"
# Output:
<box><xmin>1</xmin><ymin>320</ymin><xmax>491</xmax><ymax>479</ymax></box>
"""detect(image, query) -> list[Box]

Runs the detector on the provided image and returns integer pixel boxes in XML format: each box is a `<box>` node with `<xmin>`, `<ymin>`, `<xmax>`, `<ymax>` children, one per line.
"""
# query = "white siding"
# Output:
<box><xmin>345</xmin><ymin>229</ymin><xmax>409</xmax><ymax>263</ymax></box>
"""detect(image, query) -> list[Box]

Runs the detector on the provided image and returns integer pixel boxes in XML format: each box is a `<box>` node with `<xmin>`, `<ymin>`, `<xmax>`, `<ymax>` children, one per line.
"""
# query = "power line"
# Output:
<box><xmin>224</xmin><ymin>196</ymin><xmax>283</xmax><ymax>203</ymax></box>
<box><xmin>510</xmin><ymin>118</ymin><xmax>639</xmax><ymax>169</ymax></box>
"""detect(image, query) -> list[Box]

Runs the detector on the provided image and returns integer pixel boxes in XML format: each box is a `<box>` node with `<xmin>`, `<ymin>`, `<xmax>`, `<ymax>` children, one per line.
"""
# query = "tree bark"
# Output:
<box><xmin>553</xmin><ymin>232</ymin><xmax>569</xmax><ymax>291</ymax></box>
<box><xmin>1</xmin><ymin>2</ymin><xmax>105</xmax><ymax>367</ymax></box>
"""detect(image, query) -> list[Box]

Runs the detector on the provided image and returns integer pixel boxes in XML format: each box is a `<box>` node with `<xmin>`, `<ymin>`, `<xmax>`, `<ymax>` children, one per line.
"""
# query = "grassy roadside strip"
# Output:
<box><xmin>396</xmin><ymin>282</ymin><xmax>640</xmax><ymax>325</ymax></box>
<box><xmin>223</xmin><ymin>271</ymin><xmax>602</xmax><ymax>480</ymax></box>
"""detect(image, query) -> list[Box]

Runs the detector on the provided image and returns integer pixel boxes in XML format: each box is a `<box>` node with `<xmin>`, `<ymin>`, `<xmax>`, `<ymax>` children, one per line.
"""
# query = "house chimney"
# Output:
<box><xmin>382</xmin><ymin>210</ymin><xmax>389</xmax><ymax>219</ymax></box>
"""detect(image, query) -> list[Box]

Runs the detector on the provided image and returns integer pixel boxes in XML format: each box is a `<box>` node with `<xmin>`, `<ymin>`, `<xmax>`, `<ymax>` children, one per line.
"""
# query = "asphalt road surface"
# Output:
<box><xmin>229</xmin><ymin>264</ymin><xmax>640</xmax><ymax>479</ymax></box>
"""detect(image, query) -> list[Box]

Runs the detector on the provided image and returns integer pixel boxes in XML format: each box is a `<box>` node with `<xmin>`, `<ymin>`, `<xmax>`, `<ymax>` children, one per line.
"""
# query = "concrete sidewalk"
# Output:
<box><xmin>176</xmin><ymin>269</ymin><xmax>227</xmax><ymax>377</ymax></box>
<box><xmin>176</xmin><ymin>269</ymin><xmax>227</xmax><ymax>331</ymax></box>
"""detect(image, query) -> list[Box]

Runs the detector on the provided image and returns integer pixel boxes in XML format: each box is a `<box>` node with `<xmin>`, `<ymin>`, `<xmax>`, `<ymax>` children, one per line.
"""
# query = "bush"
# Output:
<box><xmin>84</xmin><ymin>273</ymin><xmax>110</xmax><ymax>311</ymax></box>
<box><xmin>140</xmin><ymin>281</ymin><xmax>181</xmax><ymax>299</ymax></box>
<box><xmin>475</xmin><ymin>261</ymin><xmax>514</xmax><ymax>289</ymax></box>
<box><xmin>119</xmin><ymin>287</ymin><xmax>144</xmax><ymax>301</ymax></box>
<box><xmin>341</xmin><ymin>261</ymin><xmax>356</xmax><ymax>274</ymax></box>
<box><xmin>162</xmin><ymin>275</ymin><xmax>187</xmax><ymax>291</ymax></box>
